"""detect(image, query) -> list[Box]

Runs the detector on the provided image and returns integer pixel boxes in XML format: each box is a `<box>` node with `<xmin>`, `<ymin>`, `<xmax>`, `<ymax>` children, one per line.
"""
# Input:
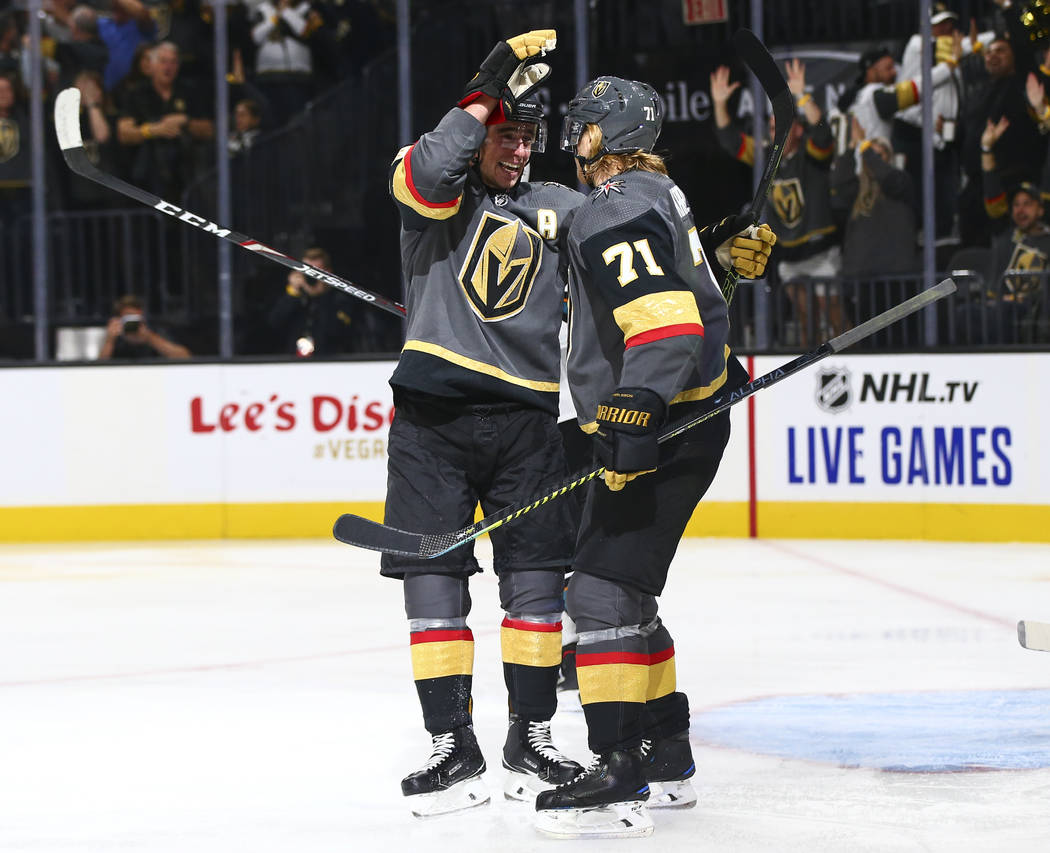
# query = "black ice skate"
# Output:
<box><xmin>502</xmin><ymin>715</ymin><xmax>583</xmax><ymax>801</ymax></box>
<box><xmin>401</xmin><ymin>725</ymin><xmax>489</xmax><ymax>817</ymax></box>
<box><xmin>534</xmin><ymin>749</ymin><xmax>653</xmax><ymax>838</ymax></box>
<box><xmin>639</xmin><ymin>731</ymin><xmax>697</xmax><ymax>808</ymax></box>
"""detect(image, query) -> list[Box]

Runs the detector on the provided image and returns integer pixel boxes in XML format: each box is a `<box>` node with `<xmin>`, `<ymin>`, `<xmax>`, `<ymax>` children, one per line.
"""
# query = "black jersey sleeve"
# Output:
<box><xmin>578</xmin><ymin>207</ymin><xmax>705</xmax><ymax>400</ymax></box>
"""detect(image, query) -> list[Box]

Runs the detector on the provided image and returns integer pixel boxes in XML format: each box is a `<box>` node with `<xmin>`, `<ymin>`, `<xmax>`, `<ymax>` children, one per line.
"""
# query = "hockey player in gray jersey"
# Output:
<box><xmin>382</xmin><ymin>30</ymin><xmax>585</xmax><ymax>817</ymax></box>
<box><xmin>534</xmin><ymin>77</ymin><xmax>775</xmax><ymax>838</ymax></box>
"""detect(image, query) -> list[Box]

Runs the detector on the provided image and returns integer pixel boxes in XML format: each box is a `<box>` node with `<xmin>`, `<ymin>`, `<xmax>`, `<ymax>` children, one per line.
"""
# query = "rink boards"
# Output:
<box><xmin>0</xmin><ymin>353</ymin><xmax>1046</xmax><ymax>542</ymax></box>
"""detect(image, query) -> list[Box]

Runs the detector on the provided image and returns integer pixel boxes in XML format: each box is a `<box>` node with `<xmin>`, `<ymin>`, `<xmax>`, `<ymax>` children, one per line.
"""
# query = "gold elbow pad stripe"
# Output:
<box><xmin>736</xmin><ymin>133</ymin><xmax>756</xmax><ymax>166</ymax></box>
<box><xmin>613</xmin><ymin>291</ymin><xmax>703</xmax><ymax>348</ymax></box>
<box><xmin>896</xmin><ymin>80</ymin><xmax>920</xmax><ymax>111</ymax></box>
<box><xmin>500</xmin><ymin>618</ymin><xmax>563</xmax><ymax>667</ymax></box>
<box><xmin>985</xmin><ymin>192</ymin><xmax>1008</xmax><ymax>219</ymax></box>
<box><xmin>391</xmin><ymin>146</ymin><xmax>463</xmax><ymax>220</ymax></box>
<box><xmin>410</xmin><ymin>629</ymin><xmax>474</xmax><ymax>679</ymax></box>
<box><xmin>576</xmin><ymin>652</ymin><xmax>649</xmax><ymax>704</ymax></box>
<box><xmin>805</xmin><ymin>138</ymin><xmax>834</xmax><ymax>161</ymax></box>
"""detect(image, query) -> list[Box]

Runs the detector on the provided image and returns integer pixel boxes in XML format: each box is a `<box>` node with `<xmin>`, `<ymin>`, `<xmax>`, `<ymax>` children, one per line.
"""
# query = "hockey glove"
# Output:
<box><xmin>593</xmin><ymin>387</ymin><xmax>666</xmax><ymax>492</ymax></box>
<box><xmin>727</xmin><ymin>223</ymin><xmax>777</xmax><ymax>278</ymax></box>
<box><xmin>698</xmin><ymin>215</ymin><xmax>777</xmax><ymax>279</ymax></box>
<box><xmin>459</xmin><ymin>30</ymin><xmax>556</xmax><ymax>121</ymax></box>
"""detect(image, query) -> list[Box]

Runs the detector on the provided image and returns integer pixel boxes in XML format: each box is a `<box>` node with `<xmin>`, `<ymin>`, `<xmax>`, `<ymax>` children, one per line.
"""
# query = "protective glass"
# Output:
<box><xmin>493</xmin><ymin>120</ymin><xmax>547</xmax><ymax>153</ymax></box>
<box><xmin>559</xmin><ymin>116</ymin><xmax>586</xmax><ymax>154</ymax></box>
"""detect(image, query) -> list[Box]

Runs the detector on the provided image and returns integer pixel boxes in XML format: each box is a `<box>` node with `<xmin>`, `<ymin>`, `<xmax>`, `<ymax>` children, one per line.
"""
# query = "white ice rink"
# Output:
<box><xmin>2</xmin><ymin>537</ymin><xmax>1049</xmax><ymax>852</ymax></box>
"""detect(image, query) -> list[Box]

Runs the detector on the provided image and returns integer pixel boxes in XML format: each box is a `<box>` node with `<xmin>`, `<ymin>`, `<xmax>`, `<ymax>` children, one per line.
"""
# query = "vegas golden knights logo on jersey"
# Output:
<box><xmin>771</xmin><ymin>178</ymin><xmax>804</xmax><ymax>229</ymax></box>
<box><xmin>1005</xmin><ymin>242</ymin><xmax>1047</xmax><ymax>296</ymax></box>
<box><xmin>458</xmin><ymin>211</ymin><xmax>543</xmax><ymax>320</ymax></box>
<box><xmin>0</xmin><ymin>119</ymin><xmax>19</xmax><ymax>163</ymax></box>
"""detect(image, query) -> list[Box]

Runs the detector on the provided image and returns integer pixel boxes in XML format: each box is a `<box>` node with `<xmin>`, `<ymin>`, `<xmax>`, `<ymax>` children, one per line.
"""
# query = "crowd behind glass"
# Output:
<box><xmin>0</xmin><ymin>0</ymin><xmax>1048</xmax><ymax>358</ymax></box>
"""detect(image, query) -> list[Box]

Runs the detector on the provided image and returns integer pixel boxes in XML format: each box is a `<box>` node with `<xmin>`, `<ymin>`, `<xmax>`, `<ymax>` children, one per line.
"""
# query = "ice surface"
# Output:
<box><xmin>2</xmin><ymin>538</ymin><xmax>1049</xmax><ymax>852</ymax></box>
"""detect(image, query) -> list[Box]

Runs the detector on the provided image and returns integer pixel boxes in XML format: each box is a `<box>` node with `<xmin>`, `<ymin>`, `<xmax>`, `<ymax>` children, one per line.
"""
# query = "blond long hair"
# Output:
<box><xmin>578</xmin><ymin>124</ymin><xmax>668</xmax><ymax>185</ymax></box>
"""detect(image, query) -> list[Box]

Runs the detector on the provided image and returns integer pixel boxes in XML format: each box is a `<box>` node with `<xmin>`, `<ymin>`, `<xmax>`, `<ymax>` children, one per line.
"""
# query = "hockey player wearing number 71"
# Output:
<box><xmin>533</xmin><ymin>77</ymin><xmax>776</xmax><ymax>839</ymax></box>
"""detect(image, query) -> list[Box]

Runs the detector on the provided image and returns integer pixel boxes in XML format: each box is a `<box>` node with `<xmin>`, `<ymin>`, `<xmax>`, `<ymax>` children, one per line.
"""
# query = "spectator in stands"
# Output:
<box><xmin>63</xmin><ymin>69</ymin><xmax>120</xmax><ymax>209</ymax></box>
<box><xmin>894</xmin><ymin>4</ymin><xmax>977</xmax><ymax>243</ymax></box>
<box><xmin>0</xmin><ymin>73</ymin><xmax>30</xmax><ymax>230</ymax></box>
<box><xmin>266</xmin><ymin>246</ymin><xmax>357</xmax><ymax>357</ymax></box>
<box><xmin>98</xmin><ymin>294</ymin><xmax>192</xmax><ymax>360</ymax></box>
<box><xmin>228</xmin><ymin>98</ymin><xmax>262</xmax><ymax>154</ymax></box>
<box><xmin>165</xmin><ymin>0</ymin><xmax>216</xmax><ymax>87</ymax></box>
<box><xmin>831</xmin><ymin>116</ymin><xmax>919</xmax><ymax>279</ymax></box>
<box><xmin>42</xmin><ymin>0</ymin><xmax>78</xmax><ymax>45</ymax></box>
<box><xmin>54</xmin><ymin>6</ymin><xmax>109</xmax><ymax>91</ymax></box>
<box><xmin>0</xmin><ymin>10</ymin><xmax>25</xmax><ymax>85</ymax></box>
<box><xmin>956</xmin><ymin>25</ymin><xmax>1044</xmax><ymax>247</ymax></box>
<box><xmin>1019</xmin><ymin>42</ymin><xmax>1050</xmax><ymax>195</ymax></box>
<box><xmin>251</xmin><ymin>1</ymin><xmax>321</xmax><ymax>127</ymax></box>
<box><xmin>112</xmin><ymin>40</ymin><xmax>153</xmax><ymax>111</ymax></box>
<box><xmin>712</xmin><ymin>59</ymin><xmax>841</xmax><ymax>346</ymax></box>
<box><xmin>117</xmin><ymin>41</ymin><xmax>215</xmax><ymax>201</ymax></box>
<box><xmin>839</xmin><ymin>42</ymin><xmax>958</xmax><ymax>144</ymax></box>
<box><xmin>98</xmin><ymin>0</ymin><xmax>157</xmax><ymax>93</ymax></box>
<box><xmin>984</xmin><ymin>181</ymin><xmax>1050</xmax><ymax>342</ymax></box>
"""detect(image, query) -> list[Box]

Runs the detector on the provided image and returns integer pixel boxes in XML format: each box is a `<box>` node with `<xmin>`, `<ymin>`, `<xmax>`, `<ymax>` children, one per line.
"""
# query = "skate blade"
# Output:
<box><xmin>407</xmin><ymin>777</ymin><xmax>490</xmax><ymax>818</ymax></box>
<box><xmin>647</xmin><ymin>779</ymin><xmax>697</xmax><ymax>809</ymax></box>
<box><xmin>503</xmin><ymin>769</ymin><xmax>549</xmax><ymax>802</ymax></box>
<box><xmin>535</xmin><ymin>801</ymin><xmax>654</xmax><ymax>839</ymax></box>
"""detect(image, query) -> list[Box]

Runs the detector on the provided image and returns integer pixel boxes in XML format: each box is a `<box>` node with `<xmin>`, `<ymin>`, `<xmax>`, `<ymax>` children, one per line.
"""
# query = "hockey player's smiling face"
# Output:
<box><xmin>479</xmin><ymin>123</ymin><xmax>533</xmax><ymax>189</ymax></box>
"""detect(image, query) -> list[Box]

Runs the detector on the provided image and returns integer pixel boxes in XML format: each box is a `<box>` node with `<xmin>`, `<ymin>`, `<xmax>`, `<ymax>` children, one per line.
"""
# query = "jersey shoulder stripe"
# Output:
<box><xmin>391</xmin><ymin>144</ymin><xmax>463</xmax><ymax>220</ymax></box>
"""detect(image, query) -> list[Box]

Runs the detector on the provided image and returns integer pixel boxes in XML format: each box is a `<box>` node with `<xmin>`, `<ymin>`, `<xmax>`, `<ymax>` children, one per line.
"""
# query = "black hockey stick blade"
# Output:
<box><xmin>334</xmin><ymin>280</ymin><xmax>957</xmax><ymax>558</ymax></box>
<box><xmin>53</xmin><ymin>88</ymin><xmax>406</xmax><ymax>318</ymax></box>
<box><xmin>722</xmin><ymin>29</ymin><xmax>796</xmax><ymax>303</ymax></box>
<box><xmin>1018</xmin><ymin>620</ymin><xmax>1050</xmax><ymax>652</ymax></box>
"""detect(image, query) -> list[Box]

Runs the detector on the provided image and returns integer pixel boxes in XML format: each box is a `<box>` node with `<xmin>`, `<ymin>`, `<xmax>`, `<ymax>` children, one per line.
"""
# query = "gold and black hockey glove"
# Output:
<box><xmin>459</xmin><ymin>29</ymin><xmax>556</xmax><ymax>122</ymax></box>
<box><xmin>698</xmin><ymin>215</ymin><xmax>778</xmax><ymax>279</ymax></box>
<box><xmin>593</xmin><ymin>387</ymin><xmax>666</xmax><ymax>492</ymax></box>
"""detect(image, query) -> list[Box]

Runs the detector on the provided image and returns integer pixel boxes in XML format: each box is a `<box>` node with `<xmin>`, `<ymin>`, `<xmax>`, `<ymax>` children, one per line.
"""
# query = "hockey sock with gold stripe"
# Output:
<box><xmin>640</xmin><ymin>623</ymin><xmax>690</xmax><ymax>739</ymax></box>
<box><xmin>410</xmin><ymin>626</ymin><xmax>475</xmax><ymax>734</ymax></box>
<box><xmin>500</xmin><ymin>615</ymin><xmax>562</xmax><ymax>720</ymax></box>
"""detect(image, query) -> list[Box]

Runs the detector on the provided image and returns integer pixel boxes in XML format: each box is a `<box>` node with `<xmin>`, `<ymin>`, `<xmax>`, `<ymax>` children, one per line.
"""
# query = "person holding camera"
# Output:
<box><xmin>97</xmin><ymin>294</ymin><xmax>191</xmax><ymax>360</ymax></box>
<box><xmin>265</xmin><ymin>246</ymin><xmax>357</xmax><ymax>356</ymax></box>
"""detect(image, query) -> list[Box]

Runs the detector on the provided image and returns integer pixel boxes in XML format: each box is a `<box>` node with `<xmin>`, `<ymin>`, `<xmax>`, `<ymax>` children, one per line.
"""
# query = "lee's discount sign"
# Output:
<box><xmin>0</xmin><ymin>360</ymin><xmax>398</xmax><ymax>507</ymax></box>
<box><xmin>751</xmin><ymin>353</ymin><xmax>1047</xmax><ymax>505</ymax></box>
<box><xmin>682</xmin><ymin>0</ymin><xmax>728</xmax><ymax>25</ymax></box>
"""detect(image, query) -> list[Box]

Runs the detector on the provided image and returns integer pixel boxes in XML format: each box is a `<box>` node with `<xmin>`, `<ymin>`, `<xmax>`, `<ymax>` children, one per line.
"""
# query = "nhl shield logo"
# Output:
<box><xmin>816</xmin><ymin>367</ymin><xmax>851</xmax><ymax>413</ymax></box>
<box><xmin>458</xmin><ymin>211</ymin><xmax>543</xmax><ymax>321</ymax></box>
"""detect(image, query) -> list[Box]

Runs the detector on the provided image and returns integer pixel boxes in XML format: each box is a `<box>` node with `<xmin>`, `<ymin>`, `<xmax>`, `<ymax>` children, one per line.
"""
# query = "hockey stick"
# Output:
<box><xmin>1018</xmin><ymin>620</ymin><xmax>1050</xmax><ymax>652</ymax></box>
<box><xmin>52</xmin><ymin>87</ymin><xmax>407</xmax><ymax>318</ymax></box>
<box><xmin>721</xmin><ymin>28</ymin><xmax>795</xmax><ymax>305</ymax></box>
<box><xmin>334</xmin><ymin>278</ymin><xmax>957</xmax><ymax>558</ymax></box>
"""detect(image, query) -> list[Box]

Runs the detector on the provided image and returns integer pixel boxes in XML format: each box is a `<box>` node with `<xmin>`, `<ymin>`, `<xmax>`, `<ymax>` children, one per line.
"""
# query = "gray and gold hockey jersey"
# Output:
<box><xmin>388</xmin><ymin>108</ymin><xmax>584</xmax><ymax>414</ymax></box>
<box><xmin>565</xmin><ymin>169</ymin><xmax>730</xmax><ymax>431</ymax></box>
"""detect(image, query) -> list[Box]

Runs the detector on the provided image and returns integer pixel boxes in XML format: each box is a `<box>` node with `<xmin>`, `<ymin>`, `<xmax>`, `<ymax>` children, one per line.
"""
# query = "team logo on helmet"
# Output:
<box><xmin>592</xmin><ymin>80</ymin><xmax>609</xmax><ymax>97</ymax></box>
<box><xmin>816</xmin><ymin>367</ymin><xmax>851</xmax><ymax>413</ymax></box>
<box><xmin>771</xmin><ymin>178</ymin><xmax>805</xmax><ymax>229</ymax></box>
<box><xmin>458</xmin><ymin>212</ymin><xmax>543</xmax><ymax>321</ymax></box>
